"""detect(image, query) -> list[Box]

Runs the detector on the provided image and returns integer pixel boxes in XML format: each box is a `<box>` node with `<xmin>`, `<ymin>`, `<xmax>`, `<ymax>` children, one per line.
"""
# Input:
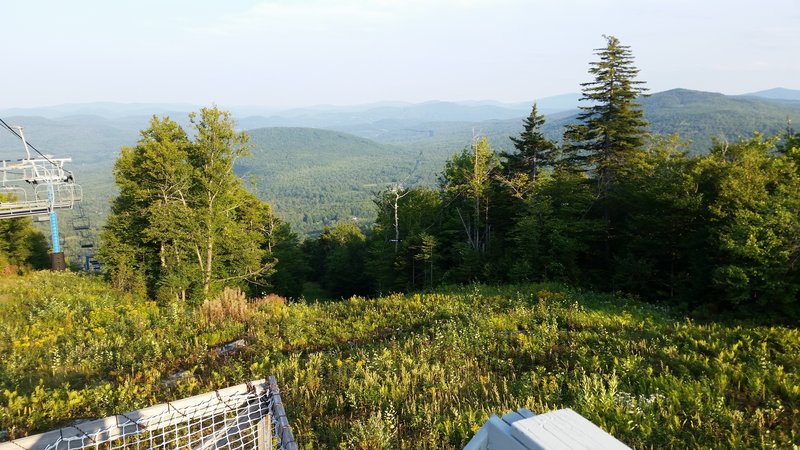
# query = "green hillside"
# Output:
<box><xmin>640</xmin><ymin>89</ymin><xmax>800</xmax><ymax>152</ymax></box>
<box><xmin>1</xmin><ymin>272</ymin><xmax>798</xmax><ymax>448</ymax></box>
<box><xmin>3</xmin><ymin>90</ymin><xmax>800</xmax><ymax>238</ymax></box>
<box><xmin>239</xmin><ymin>127</ymin><xmax>427</xmax><ymax>235</ymax></box>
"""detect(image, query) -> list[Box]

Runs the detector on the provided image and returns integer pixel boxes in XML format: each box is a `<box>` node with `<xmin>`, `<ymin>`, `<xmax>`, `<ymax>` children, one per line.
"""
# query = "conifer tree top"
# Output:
<box><xmin>562</xmin><ymin>35</ymin><xmax>650</xmax><ymax>182</ymax></box>
<box><xmin>579</xmin><ymin>35</ymin><xmax>648</xmax><ymax>107</ymax></box>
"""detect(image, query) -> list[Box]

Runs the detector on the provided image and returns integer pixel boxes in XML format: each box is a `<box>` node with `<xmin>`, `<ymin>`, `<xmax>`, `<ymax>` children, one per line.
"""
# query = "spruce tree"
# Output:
<box><xmin>560</xmin><ymin>35</ymin><xmax>649</xmax><ymax>286</ymax></box>
<box><xmin>563</xmin><ymin>35</ymin><xmax>649</xmax><ymax>193</ymax></box>
<box><xmin>504</xmin><ymin>104</ymin><xmax>557</xmax><ymax>183</ymax></box>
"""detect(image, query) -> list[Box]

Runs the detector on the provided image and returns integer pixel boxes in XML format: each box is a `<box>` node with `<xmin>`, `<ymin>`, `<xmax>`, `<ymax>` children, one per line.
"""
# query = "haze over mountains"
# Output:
<box><xmin>1</xmin><ymin>88</ymin><xmax>799</xmax><ymax>234</ymax></box>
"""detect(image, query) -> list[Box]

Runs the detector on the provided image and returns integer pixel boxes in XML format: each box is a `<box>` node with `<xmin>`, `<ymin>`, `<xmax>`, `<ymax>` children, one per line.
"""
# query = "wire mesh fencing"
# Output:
<box><xmin>0</xmin><ymin>377</ymin><xmax>297</xmax><ymax>450</ymax></box>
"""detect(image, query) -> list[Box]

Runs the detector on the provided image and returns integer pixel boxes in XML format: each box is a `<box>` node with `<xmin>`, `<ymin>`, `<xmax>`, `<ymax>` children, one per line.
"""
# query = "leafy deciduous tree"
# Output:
<box><xmin>0</xmin><ymin>194</ymin><xmax>49</xmax><ymax>273</ymax></box>
<box><xmin>440</xmin><ymin>137</ymin><xmax>500</xmax><ymax>256</ymax></box>
<box><xmin>100</xmin><ymin>107</ymin><xmax>278</xmax><ymax>302</ymax></box>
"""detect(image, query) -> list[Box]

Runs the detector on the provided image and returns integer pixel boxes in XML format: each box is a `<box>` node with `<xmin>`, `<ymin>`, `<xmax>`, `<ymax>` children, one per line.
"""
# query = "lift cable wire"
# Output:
<box><xmin>0</xmin><ymin>117</ymin><xmax>70</xmax><ymax>173</ymax></box>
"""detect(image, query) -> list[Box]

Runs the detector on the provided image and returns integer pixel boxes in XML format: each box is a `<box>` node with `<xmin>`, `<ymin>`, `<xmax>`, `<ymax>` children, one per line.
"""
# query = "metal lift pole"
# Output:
<box><xmin>17</xmin><ymin>127</ymin><xmax>66</xmax><ymax>270</ymax></box>
<box><xmin>47</xmin><ymin>181</ymin><xmax>65</xmax><ymax>270</ymax></box>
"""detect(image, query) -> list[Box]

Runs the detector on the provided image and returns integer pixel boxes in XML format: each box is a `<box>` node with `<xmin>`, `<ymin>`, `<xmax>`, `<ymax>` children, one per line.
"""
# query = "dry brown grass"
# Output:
<box><xmin>199</xmin><ymin>289</ymin><xmax>288</xmax><ymax>325</ymax></box>
<box><xmin>253</xmin><ymin>293</ymin><xmax>286</xmax><ymax>307</ymax></box>
<box><xmin>200</xmin><ymin>287</ymin><xmax>249</xmax><ymax>325</ymax></box>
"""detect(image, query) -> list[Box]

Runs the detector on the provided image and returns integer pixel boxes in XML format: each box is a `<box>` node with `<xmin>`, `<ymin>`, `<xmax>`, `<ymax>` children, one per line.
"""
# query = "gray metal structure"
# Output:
<box><xmin>0</xmin><ymin>156</ymin><xmax>81</xmax><ymax>219</ymax></box>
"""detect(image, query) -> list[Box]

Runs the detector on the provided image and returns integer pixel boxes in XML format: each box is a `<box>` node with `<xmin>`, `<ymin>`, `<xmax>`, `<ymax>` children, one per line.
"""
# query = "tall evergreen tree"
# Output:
<box><xmin>493</xmin><ymin>105</ymin><xmax>560</xmax><ymax>280</ymax></box>
<box><xmin>562</xmin><ymin>35</ymin><xmax>649</xmax><ymax>193</ymax></box>
<box><xmin>504</xmin><ymin>104</ymin><xmax>558</xmax><ymax>183</ymax></box>
<box><xmin>559</xmin><ymin>35</ymin><xmax>650</xmax><ymax>283</ymax></box>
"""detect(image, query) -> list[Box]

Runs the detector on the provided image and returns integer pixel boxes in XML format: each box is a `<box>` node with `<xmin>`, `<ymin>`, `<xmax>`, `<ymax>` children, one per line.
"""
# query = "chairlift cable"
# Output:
<box><xmin>0</xmin><ymin>117</ymin><xmax>70</xmax><ymax>173</ymax></box>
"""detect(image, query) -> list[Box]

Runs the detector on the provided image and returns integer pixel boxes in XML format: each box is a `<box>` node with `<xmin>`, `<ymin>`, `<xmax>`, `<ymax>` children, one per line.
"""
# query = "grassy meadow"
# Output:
<box><xmin>0</xmin><ymin>272</ymin><xmax>798</xmax><ymax>449</ymax></box>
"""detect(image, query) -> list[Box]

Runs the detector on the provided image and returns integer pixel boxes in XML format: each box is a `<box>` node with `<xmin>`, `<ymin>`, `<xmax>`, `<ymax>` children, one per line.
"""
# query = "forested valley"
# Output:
<box><xmin>1</xmin><ymin>35</ymin><xmax>799</xmax><ymax>449</ymax></box>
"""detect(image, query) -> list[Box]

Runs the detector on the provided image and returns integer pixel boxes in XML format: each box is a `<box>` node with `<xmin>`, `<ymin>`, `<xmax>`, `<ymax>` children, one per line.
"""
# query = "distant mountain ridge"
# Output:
<box><xmin>0</xmin><ymin>102</ymin><xmax>200</xmax><ymax>120</ymax></box>
<box><xmin>743</xmin><ymin>87</ymin><xmax>800</xmax><ymax>101</ymax></box>
<box><xmin>637</xmin><ymin>88</ymin><xmax>799</xmax><ymax>151</ymax></box>
<box><xmin>1</xmin><ymin>93</ymin><xmax>582</xmax><ymax>127</ymax></box>
<box><xmin>3</xmin><ymin>88</ymin><xmax>799</xmax><ymax>235</ymax></box>
<box><xmin>3</xmin><ymin>88</ymin><xmax>797</xmax><ymax>126</ymax></box>
<box><xmin>333</xmin><ymin>88</ymin><xmax>800</xmax><ymax>156</ymax></box>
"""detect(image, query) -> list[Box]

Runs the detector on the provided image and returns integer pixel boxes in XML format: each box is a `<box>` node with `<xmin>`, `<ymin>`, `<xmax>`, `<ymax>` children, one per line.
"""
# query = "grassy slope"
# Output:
<box><xmin>1</xmin><ymin>273</ymin><xmax>798</xmax><ymax>449</ymax></box>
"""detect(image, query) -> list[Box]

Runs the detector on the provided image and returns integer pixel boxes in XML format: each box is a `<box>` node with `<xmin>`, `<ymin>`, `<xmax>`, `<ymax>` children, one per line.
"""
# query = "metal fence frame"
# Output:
<box><xmin>0</xmin><ymin>376</ymin><xmax>297</xmax><ymax>450</ymax></box>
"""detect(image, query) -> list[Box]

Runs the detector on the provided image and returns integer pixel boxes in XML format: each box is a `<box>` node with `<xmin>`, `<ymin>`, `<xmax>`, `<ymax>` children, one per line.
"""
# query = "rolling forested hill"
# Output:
<box><xmin>238</xmin><ymin>127</ymin><xmax>429</xmax><ymax>235</ymax></box>
<box><xmin>641</xmin><ymin>88</ymin><xmax>800</xmax><ymax>151</ymax></box>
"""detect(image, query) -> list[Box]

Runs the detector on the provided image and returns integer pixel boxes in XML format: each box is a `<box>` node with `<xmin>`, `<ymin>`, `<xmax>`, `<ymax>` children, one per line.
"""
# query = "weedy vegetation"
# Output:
<box><xmin>1</xmin><ymin>272</ymin><xmax>798</xmax><ymax>449</ymax></box>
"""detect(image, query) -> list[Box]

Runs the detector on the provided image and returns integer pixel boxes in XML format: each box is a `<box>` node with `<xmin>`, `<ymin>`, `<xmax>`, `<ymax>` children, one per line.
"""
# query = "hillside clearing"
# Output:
<box><xmin>0</xmin><ymin>272</ymin><xmax>798</xmax><ymax>449</ymax></box>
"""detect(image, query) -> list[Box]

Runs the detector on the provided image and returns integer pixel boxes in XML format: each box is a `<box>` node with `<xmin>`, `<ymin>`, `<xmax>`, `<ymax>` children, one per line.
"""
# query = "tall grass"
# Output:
<box><xmin>0</xmin><ymin>273</ymin><xmax>798</xmax><ymax>448</ymax></box>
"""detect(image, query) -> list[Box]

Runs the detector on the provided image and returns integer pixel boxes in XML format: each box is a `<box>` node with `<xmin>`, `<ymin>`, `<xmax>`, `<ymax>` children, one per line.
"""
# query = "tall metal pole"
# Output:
<box><xmin>47</xmin><ymin>183</ymin><xmax>60</xmax><ymax>253</ymax></box>
<box><xmin>47</xmin><ymin>181</ymin><xmax>65</xmax><ymax>270</ymax></box>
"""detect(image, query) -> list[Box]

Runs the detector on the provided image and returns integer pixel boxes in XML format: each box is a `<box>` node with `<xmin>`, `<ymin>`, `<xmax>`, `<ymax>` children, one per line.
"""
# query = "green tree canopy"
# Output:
<box><xmin>0</xmin><ymin>193</ymin><xmax>50</xmax><ymax>274</ymax></box>
<box><xmin>695</xmin><ymin>134</ymin><xmax>800</xmax><ymax>317</ymax></box>
<box><xmin>99</xmin><ymin>107</ymin><xmax>279</xmax><ymax>302</ymax></box>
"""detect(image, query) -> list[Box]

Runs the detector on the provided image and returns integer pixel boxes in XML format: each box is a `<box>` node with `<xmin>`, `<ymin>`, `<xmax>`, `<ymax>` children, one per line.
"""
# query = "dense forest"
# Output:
<box><xmin>238</xmin><ymin>127</ymin><xmax>425</xmax><ymax>235</ymax></box>
<box><xmin>2</xmin><ymin>89</ymin><xmax>799</xmax><ymax>243</ymax></box>
<box><xmin>79</xmin><ymin>35</ymin><xmax>800</xmax><ymax>321</ymax></box>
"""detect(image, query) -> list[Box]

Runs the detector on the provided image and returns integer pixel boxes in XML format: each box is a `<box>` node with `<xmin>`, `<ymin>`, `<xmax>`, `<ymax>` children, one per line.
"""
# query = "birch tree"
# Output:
<box><xmin>101</xmin><ymin>107</ymin><xmax>276</xmax><ymax>302</ymax></box>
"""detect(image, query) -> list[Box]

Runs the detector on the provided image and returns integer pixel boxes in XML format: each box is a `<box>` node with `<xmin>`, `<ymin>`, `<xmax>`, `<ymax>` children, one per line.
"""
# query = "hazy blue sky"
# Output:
<box><xmin>3</xmin><ymin>0</ymin><xmax>798</xmax><ymax>108</ymax></box>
